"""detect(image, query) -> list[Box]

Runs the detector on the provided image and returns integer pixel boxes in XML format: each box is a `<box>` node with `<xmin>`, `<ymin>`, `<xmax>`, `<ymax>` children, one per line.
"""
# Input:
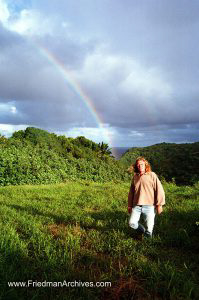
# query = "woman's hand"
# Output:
<box><xmin>128</xmin><ymin>206</ymin><xmax>132</xmax><ymax>214</ymax></box>
<box><xmin>156</xmin><ymin>205</ymin><xmax>163</xmax><ymax>214</ymax></box>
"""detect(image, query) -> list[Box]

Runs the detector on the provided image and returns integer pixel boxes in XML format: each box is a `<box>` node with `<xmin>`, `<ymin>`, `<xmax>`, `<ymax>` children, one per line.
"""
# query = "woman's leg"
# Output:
<box><xmin>142</xmin><ymin>205</ymin><xmax>156</xmax><ymax>237</ymax></box>
<box><xmin>129</xmin><ymin>206</ymin><xmax>145</xmax><ymax>233</ymax></box>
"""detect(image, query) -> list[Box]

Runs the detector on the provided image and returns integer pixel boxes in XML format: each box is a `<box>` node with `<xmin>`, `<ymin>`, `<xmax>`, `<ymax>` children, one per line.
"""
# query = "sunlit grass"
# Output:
<box><xmin>0</xmin><ymin>181</ymin><xmax>198</xmax><ymax>299</ymax></box>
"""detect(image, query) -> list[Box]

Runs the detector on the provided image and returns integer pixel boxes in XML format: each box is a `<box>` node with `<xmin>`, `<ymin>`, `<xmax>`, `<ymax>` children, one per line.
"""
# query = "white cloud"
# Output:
<box><xmin>8</xmin><ymin>9</ymin><xmax>54</xmax><ymax>36</ymax></box>
<box><xmin>120</xmin><ymin>65</ymin><xmax>172</xmax><ymax>100</ymax></box>
<box><xmin>76</xmin><ymin>48</ymin><xmax>129</xmax><ymax>85</ymax></box>
<box><xmin>75</xmin><ymin>48</ymin><xmax>172</xmax><ymax>101</ymax></box>
<box><xmin>0</xmin><ymin>1</ymin><xmax>60</xmax><ymax>37</ymax></box>
<box><xmin>0</xmin><ymin>103</ymin><xmax>17</xmax><ymax>114</ymax></box>
<box><xmin>65</xmin><ymin>126</ymin><xmax>117</xmax><ymax>145</ymax></box>
<box><xmin>10</xmin><ymin>106</ymin><xmax>16</xmax><ymax>113</ymax></box>
<box><xmin>73</xmin><ymin>48</ymin><xmax>174</xmax><ymax>127</ymax></box>
<box><xmin>129</xmin><ymin>131</ymin><xmax>144</xmax><ymax>137</ymax></box>
<box><xmin>0</xmin><ymin>0</ymin><xmax>10</xmax><ymax>23</ymax></box>
<box><xmin>0</xmin><ymin>124</ymin><xmax>28</xmax><ymax>137</ymax></box>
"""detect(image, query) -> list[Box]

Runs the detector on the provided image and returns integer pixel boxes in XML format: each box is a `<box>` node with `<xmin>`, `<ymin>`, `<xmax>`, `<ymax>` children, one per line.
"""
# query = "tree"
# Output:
<box><xmin>0</xmin><ymin>134</ymin><xmax>8</xmax><ymax>145</ymax></box>
<box><xmin>98</xmin><ymin>142</ymin><xmax>112</xmax><ymax>156</ymax></box>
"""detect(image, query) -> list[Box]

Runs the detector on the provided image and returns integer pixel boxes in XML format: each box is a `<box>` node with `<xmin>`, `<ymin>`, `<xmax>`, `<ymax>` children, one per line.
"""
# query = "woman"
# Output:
<box><xmin>128</xmin><ymin>157</ymin><xmax>165</xmax><ymax>238</ymax></box>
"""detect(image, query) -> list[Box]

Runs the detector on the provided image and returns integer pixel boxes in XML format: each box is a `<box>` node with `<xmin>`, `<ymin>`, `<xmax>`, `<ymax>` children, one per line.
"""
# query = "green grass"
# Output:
<box><xmin>0</xmin><ymin>180</ymin><xmax>198</xmax><ymax>300</ymax></box>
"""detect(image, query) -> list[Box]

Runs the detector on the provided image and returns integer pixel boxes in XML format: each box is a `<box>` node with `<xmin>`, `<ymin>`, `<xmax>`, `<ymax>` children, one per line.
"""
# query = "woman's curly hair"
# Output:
<box><xmin>128</xmin><ymin>156</ymin><xmax>151</xmax><ymax>174</ymax></box>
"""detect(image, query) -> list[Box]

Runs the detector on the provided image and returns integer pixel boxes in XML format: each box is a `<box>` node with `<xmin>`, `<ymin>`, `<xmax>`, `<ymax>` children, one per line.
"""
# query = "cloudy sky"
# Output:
<box><xmin>0</xmin><ymin>0</ymin><xmax>198</xmax><ymax>147</ymax></box>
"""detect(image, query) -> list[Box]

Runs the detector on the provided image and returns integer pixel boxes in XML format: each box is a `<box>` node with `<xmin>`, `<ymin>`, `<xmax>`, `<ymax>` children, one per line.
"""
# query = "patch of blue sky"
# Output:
<box><xmin>6</xmin><ymin>0</ymin><xmax>32</xmax><ymax>15</ymax></box>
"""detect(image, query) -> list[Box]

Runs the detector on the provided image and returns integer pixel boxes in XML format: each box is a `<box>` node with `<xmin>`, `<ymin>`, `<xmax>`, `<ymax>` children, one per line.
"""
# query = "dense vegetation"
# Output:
<box><xmin>0</xmin><ymin>127</ymin><xmax>128</xmax><ymax>186</ymax></box>
<box><xmin>0</xmin><ymin>181</ymin><xmax>198</xmax><ymax>299</ymax></box>
<box><xmin>1</xmin><ymin>127</ymin><xmax>198</xmax><ymax>186</ymax></box>
<box><xmin>120</xmin><ymin>142</ymin><xmax>199</xmax><ymax>185</ymax></box>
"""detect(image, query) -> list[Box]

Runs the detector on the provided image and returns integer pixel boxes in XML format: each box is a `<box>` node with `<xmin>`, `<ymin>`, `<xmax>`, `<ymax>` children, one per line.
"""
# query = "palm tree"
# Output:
<box><xmin>98</xmin><ymin>142</ymin><xmax>112</xmax><ymax>156</ymax></box>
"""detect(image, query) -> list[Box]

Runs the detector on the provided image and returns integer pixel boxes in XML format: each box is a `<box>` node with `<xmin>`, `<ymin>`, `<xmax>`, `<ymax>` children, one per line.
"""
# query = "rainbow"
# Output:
<box><xmin>36</xmin><ymin>44</ymin><xmax>116</xmax><ymax>155</ymax></box>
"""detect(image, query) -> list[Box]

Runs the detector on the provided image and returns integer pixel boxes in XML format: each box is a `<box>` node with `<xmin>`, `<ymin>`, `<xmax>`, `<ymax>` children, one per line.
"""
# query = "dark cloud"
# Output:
<box><xmin>0</xmin><ymin>0</ymin><xmax>199</xmax><ymax>146</ymax></box>
<box><xmin>0</xmin><ymin>23</ymin><xmax>97</xmax><ymax>127</ymax></box>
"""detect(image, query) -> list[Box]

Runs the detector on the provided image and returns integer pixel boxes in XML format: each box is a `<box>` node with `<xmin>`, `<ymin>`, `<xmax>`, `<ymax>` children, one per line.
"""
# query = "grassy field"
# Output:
<box><xmin>0</xmin><ymin>180</ymin><xmax>198</xmax><ymax>300</ymax></box>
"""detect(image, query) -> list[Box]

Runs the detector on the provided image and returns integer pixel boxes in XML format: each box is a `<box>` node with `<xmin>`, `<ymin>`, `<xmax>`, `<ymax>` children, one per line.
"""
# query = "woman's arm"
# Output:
<box><xmin>128</xmin><ymin>181</ymin><xmax>135</xmax><ymax>213</ymax></box>
<box><xmin>156</xmin><ymin>205</ymin><xmax>163</xmax><ymax>214</ymax></box>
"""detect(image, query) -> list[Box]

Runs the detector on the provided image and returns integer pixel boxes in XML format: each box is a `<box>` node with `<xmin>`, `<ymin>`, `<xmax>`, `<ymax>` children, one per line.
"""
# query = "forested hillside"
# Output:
<box><xmin>0</xmin><ymin>127</ymin><xmax>128</xmax><ymax>186</ymax></box>
<box><xmin>1</xmin><ymin>127</ymin><xmax>198</xmax><ymax>186</ymax></box>
<box><xmin>120</xmin><ymin>142</ymin><xmax>199</xmax><ymax>185</ymax></box>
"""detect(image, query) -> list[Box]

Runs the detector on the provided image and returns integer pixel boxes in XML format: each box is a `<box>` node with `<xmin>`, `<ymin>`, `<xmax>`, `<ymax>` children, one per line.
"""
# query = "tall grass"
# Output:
<box><xmin>0</xmin><ymin>181</ymin><xmax>198</xmax><ymax>299</ymax></box>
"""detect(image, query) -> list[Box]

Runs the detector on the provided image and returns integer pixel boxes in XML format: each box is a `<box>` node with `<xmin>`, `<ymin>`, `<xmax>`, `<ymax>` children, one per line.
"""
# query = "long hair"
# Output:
<box><xmin>128</xmin><ymin>156</ymin><xmax>151</xmax><ymax>174</ymax></box>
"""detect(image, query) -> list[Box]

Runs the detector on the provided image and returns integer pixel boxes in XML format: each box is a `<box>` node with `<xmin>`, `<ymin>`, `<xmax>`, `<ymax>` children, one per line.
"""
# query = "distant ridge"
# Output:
<box><xmin>120</xmin><ymin>141</ymin><xmax>199</xmax><ymax>185</ymax></box>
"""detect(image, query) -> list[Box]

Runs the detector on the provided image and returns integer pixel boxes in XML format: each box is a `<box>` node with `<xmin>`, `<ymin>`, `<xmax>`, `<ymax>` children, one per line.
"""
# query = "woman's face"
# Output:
<box><xmin>137</xmin><ymin>160</ymin><xmax>146</xmax><ymax>174</ymax></box>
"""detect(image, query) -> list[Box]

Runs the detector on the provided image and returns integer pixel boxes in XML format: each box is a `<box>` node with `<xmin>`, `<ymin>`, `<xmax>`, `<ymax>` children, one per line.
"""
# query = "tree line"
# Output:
<box><xmin>120</xmin><ymin>142</ymin><xmax>199</xmax><ymax>185</ymax></box>
<box><xmin>0</xmin><ymin>127</ymin><xmax>128</xmax><ymax>186</ymax></box>
<box><xmin>0</xmin><ymin>127</ymin><xmax>198</xmax><ymax>186</ymax></box>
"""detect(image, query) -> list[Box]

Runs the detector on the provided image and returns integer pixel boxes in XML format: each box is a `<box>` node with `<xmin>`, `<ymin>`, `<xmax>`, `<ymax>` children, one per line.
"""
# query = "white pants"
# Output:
<box><xmin>129</xmin><ymin>205</ymin><xmax>156</xmax><ymax>235</ymax></box>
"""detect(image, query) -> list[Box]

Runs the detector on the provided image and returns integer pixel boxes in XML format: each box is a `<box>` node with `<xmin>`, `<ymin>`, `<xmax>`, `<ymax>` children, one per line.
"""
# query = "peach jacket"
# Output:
<box><xmin>128</xmin><ymin>171</ymin><xmax>165</xmax><ymax>207</ymax></box>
